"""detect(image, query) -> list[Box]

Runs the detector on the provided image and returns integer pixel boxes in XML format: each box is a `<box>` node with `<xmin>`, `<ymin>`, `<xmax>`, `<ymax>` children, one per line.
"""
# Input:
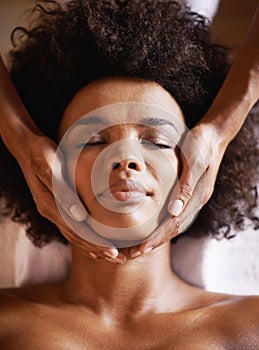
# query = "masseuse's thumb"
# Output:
<box><xmin>51</xmin><ymin>148</ymin><xmax>87</xmax><ymax>222</ymax></box>
<box><xmin>167</xmin><ymin>130</ymin><xmax>208</xmax><ymax>217</ymax></box>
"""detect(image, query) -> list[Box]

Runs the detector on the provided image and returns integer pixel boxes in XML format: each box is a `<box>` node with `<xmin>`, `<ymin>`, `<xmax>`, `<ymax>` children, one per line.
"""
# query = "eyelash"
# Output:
<box><xmin>77</xmin><ymin>137</ymin><xmax>174</xmax><ymax>150</ymax></box>
<box><xmin>77</xmin><ymin>141</ymin><xmax>105</xmax><ymax>149</ymax></box>
<box><xmin>140</xmin><ymin>139</ymin><xmax>173</xmax><ymax>149</ymax></box>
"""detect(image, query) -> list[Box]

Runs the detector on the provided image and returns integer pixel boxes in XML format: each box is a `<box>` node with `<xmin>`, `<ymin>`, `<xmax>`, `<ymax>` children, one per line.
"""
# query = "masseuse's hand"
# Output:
<box><xmin>18</xmin><ymin>134</ymin><xmax>125</xmax><ymax>263</ymax></box>
<box><xmin>129</xmin><ymin>5</ymin><xmax>259</xmax><ymax>258</ymax></box>
<box><xmin>0</xmin><ymin>55</ymin><xmax>124</xmax><ymax>263</ymax></box>
<box><xmin>10</xmin><ymin>132</ymin><xmax>125</xmax><ymax>262</ymax></box>
<box><xmin>129</xmin><ymin>123</ymin><xmax>228</xmax><ymax>257</ymax></box>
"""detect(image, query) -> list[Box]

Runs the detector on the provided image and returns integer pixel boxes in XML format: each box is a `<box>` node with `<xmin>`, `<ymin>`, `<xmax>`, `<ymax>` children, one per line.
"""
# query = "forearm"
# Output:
<box><xmin>0</xmin><ymin>55</ymin><xmax>42</xmax><ymax>158</ymax></box>
<box><xmin>200</xmin><ymin>7</ymin><xmax>259</xmax><ymax>142</ymax></box>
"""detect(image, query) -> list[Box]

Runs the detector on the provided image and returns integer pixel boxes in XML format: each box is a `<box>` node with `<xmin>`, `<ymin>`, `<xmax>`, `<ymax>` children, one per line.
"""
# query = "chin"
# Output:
<box><xmin>86</xmin><ymin>207</ymin><xmax>166</xmax><ymax>247</ymax></box>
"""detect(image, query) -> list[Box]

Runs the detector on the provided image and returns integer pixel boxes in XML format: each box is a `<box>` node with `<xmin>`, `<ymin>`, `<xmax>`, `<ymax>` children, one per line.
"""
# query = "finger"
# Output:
<box><xmin>141</xmin><ymin>216</ymin><xmax>182</xmax><ymax>252</ymax></box>
<box><xmin>169</xmin><ymin>168</ymin><xmax>214</xmax><ymax>235</ymax></box>
<box><xmin>130</xmin><ymin>169</ymin><xmax>213</xmax><ymax>258</ymax></box>
<box><xmin>133</xmin><ymin>207</ymin><xmax>195</xmax><ymax>258</ymax></box>
<box><xmin>169</xmin><ymin>172</ymin><xmax>211</xmax><ymax>236</ymax></box>
<box><xmin>104</xmin><ymin>254</ymin><xmax>127</xmax><ymax>264</ymax></box>
<box><xmin>56</xmin><ymin>204</ymin><xmax>121</xmax><ymax>256</ymax></box>
<box><xmin>129</xmin><ymin>215</ymin><xmax>179</xmax><ymax>258</ymax></box>
<box><xmin>37</xmin><ymin>172</ymin><xmax>87</xmax><ymax>222</ymax></box>
<box><xmin>38</xmin><ymin>148</ymin><xmax>87</xmax><ymax>222</ymax></box>
<box><xmin>31</xmin><ymin>181</ymin><xmax>121</xmax><ymax>259</ymax></box>
<box><xmin>167</xmin><ymin>129</ymin><xmax>209</xmax><ymax>217</ymax></box>
<box><xmin>57</xmin><ymin>224</ymin><xmax>126</xmax><ymax>264</ymax></box>
<box><xmin>52</xmin><ymin>177</ymin><xmax>87</xmax><ymax>222</ymax></box>
<box><xmin>27</xmin><ymin>166</ymin><xmax>124</xmax><ymax>260</ymax></box>
<box><xmin>168</xmin><ymin>152</ymin><xmax>208</xmax><ymax>217</ymax></box>
<box><xmin>56</xmin><ymin>221</ymin><xmax>124</xmax><ymax>261</ymax></box>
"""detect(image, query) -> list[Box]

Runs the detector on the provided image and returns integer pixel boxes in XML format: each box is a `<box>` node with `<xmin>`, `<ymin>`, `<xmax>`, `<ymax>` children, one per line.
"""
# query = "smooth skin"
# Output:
<box><xmin>0</xmin><ymin>7</ymin><xmax>259</xmax><ymax>262</ymax></box>
<box><xmin>0</xmin><ymin>77</ymin><xmax>258</xmax><ymax>349</ymax></box>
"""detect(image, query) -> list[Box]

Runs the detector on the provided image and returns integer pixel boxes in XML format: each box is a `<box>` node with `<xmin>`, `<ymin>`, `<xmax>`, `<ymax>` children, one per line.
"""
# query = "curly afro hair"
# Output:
<box><xmin>0</xmin><ymin>0</ymin><xmax>258</xmax><ymax>247</ymax></box>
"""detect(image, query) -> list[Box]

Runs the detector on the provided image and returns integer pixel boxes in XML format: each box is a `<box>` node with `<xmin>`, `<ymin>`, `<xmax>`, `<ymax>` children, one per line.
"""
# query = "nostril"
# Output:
<box><xmin>128</xmin><ymin>162</ymin><xmax>137</xmax><ymax>170</ymax></box>
<box><xmin>112</xmin><ymin>162</ymin><xmax>120</xmax><ymax>170</ymax></box>
<box><xmin>112</xmin><ymin>160</ymin><xmax>142</xmax><ymax>171</ymax></box>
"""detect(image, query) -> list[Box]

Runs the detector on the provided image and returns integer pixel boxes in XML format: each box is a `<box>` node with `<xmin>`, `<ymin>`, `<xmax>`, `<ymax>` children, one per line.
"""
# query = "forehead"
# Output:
<box><xmin>59</xmin><ymin>77</ymin><xmax>185</xmax><ymax>136</ymax></box>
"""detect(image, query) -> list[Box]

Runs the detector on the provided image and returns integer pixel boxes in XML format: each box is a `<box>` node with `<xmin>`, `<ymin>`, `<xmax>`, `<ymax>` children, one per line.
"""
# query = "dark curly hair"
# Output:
<box><xmin>0</xmin><ymin>0</ymin><xmax>258</xmax><ymax>247</ymax></box>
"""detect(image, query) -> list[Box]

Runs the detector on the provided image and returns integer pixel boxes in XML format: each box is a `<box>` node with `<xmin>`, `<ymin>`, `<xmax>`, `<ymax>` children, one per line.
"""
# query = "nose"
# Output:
<box><xmin>106</xmin><ymin>139</ymin><xmax>146</xmax><ymax>173</ymax></box>
<box><xmin>112</xmin><ymin>158</ymin><xmax>145</xmax><ymax>172</ymax></box>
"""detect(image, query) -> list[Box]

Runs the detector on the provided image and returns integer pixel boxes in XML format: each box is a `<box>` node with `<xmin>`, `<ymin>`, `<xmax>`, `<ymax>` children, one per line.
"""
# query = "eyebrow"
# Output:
<box><xmin>67</xmin><ymin>115</ymin><xmax>109</xmax><ymax>135</ymax></box>
<box><xmin>68</xmin><ymin>115</ymin><xmax>178</xmax><ymax>136</ymax></box>
<box><xmin>140</xmin><ymin>117</ymin><xmax>178</xmax><ymax>131</ymax></box>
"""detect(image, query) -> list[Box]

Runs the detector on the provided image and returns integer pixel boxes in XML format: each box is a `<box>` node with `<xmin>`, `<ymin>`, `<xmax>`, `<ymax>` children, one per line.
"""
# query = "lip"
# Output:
<box><xmin>101</xmin><ymin>180</ymin><xmax>151</xmax><ymax>202</ymax></box>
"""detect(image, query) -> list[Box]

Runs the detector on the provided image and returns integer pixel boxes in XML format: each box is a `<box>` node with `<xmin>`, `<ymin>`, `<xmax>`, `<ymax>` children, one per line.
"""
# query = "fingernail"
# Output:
<box><xmin>89</xmin><ymin>252</ymin><xmax>97</xmax><ymax>259</ymax></box>
<box><xmin>169</xmin><ymin>199</ymin><xmax>184</xmax><ymax>216</ymax></box>
<box><xmin>69</xmin><ymin>204</ymin><xmax>86</xmax><ymax>221</ymax></box>
<box><xmin>116</xmin><ymin>256</ymin><xmax>127</xmax><ymax>264</ymax></box>
<box><xmin>105</xmin><ymin>257</ymin><xmax>118</xmax><ymax>264</ymax></box>
<box><xmin>131</xmin><ymin>250</ymin><xmax>142</xmax><ymax>258</ymax></box>
<box><xmin>103</xmin><ymin>251</ymin><xmax>117</xmax><ymax>259</ymax></box>
<box><xmin>143</xmin><ymin>246</ymin><xmax>153</xmax><ymax>254</ymax></box>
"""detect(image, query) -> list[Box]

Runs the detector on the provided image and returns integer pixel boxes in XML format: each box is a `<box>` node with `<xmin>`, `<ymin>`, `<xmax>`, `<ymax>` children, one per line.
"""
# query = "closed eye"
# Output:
<box><xmin>141</xmin><ymin>139</ymin><xmax>174</xmax><ymax>149</ymax></box>
<box><xmin>76</xmin><ymin>140</ymin><xmax>107</xmax><ymax>149</ymax></box>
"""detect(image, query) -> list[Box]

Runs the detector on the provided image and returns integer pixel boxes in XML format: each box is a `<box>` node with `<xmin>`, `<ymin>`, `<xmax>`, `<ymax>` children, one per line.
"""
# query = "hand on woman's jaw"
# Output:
<box><xmin>57</xmin><ymin>76</ymin><xmax>186</xmax><ymax>261</ymax></box>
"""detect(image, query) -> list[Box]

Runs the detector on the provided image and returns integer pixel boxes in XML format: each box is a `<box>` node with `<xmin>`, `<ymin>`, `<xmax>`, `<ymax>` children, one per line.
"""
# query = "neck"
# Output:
<box><xmin>63</xmin><ymin>242</ymin><xmax>191</xmax><ymax>323</ymax></box>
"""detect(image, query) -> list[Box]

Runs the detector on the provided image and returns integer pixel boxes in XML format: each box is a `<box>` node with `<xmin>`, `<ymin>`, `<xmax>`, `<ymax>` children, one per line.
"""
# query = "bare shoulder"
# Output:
<box><xmin>182</xmin><ymin>288</ymin><xmax>259</xmax><ymax>349</ymax></box>
<box><xmin>229</xmin><ymin>295</ymin><xmax>259</xmax><ymax>349</ymax></box>
<box><xmin>0</xmin><ymin>285</ymin><xmax>40</xmax><ymax>321</ymax></box>
<box><xmin>217</xmin><ymin>294</ymin><xmax>259</xmax><ymax>321</ymax></box>
<box><xmin>0</xmin><ymin>287</ymin><xmax>29</xmax><ymax>341</ymax></box>
<box><xmin>0</xmin><ymin>284</ymin><xmax>59</xmax><ymax>324</ymax></box>
<box><xmin>0</xmin><ymin>284</ymin><xmax>62</xmax><ymax>346</ymax></box>
<box><xmin>0</xmin><ymin>282</ymin><xmax>62</xmax><ymax>304</ymax></box>
<box><xmin>205</xmin><ymin>292</ymin><xmax>259</xmax><ymax>322</ymax></box>
<box><xmin>229</xmin><ymin>295</ymin><xmax>259</xmax><ymax>329</ymax></box>
<box><xmin>208</xmin><ymin>294</ymin><xmax>259</xmax><ymax>349</ymax></box>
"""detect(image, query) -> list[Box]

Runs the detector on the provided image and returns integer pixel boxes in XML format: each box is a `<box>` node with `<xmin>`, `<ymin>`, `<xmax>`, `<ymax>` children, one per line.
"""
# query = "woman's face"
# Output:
<box><xmin>59</xmin><ymin>77</ymin><xmax>185</xmax><ymax>245</ymax></box>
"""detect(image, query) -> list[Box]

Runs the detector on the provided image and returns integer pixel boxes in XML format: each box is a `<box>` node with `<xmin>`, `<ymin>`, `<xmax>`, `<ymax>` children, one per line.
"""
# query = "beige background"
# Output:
<box><xmin>0</xmin><ymin>0</ymin><xmax>258</xmax><ymax>287</ymax></box>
